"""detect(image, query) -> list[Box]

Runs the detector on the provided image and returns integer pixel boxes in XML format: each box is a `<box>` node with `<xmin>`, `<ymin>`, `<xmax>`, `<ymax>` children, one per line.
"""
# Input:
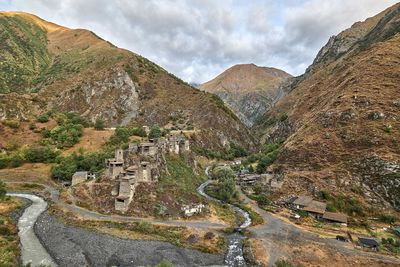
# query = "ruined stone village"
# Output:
<box><xmin>72</xmin><ymin>133</ymin><xmax>191</xmax><ymax>213</ymax></box>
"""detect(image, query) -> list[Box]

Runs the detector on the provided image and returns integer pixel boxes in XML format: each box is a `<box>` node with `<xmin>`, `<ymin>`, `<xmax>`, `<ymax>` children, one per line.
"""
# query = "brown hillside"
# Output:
<box><xmin>0</xmin><ymin>12</ymin><xmax>255</xmax><ymax>150</ymax></box>
<box><xmin>200</xmin><ymin>64</ymin><xmax>292</xmax><ymax>126</ymax></box>
<box><xmin>256</xmin><ymin>3</ymin><xmax>400</xmax><ymax>211</ymax></box>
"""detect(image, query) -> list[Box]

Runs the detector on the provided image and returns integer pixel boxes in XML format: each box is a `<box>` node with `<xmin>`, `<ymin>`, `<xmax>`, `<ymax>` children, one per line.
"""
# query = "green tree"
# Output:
<box><xmin>51</xmin><ymin>158</ymin><xmax>77</xmax><ymax>181</ymax></box>
<box><xmin>94</xmin><ymin>118</ymin><xmax>105</xmax><ymax>130</ymax></box>
<box><xmin>148</xmin><ymin>125</ymin><xmax>163</xmax><ymax>139</ymax></box>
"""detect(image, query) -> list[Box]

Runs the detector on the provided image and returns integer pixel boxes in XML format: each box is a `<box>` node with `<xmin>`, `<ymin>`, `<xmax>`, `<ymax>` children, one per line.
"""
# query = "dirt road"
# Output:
<box><xmin>238</xmin><ymin>189</ymin><xmax>400</xmax><ymax>266</ymax></box>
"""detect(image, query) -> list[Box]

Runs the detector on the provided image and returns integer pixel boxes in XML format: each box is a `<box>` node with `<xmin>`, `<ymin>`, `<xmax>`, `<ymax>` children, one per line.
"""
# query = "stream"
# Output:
<box><xmin>197</xmin><ymin>167</ymin><xmax>251</xmax><ymax>267</ymax></box>
<box><xmin>7</xmin><ymin>193</ymin><xmax>57</xmax><ymax>267</ymax></box>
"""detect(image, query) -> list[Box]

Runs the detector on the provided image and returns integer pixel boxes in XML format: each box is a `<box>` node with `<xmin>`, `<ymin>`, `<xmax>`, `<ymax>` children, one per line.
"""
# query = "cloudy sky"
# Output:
<box><xmin>0</xmin><ymin>0</ymin><xmax>397</xmax><ymax>83</ymax></box>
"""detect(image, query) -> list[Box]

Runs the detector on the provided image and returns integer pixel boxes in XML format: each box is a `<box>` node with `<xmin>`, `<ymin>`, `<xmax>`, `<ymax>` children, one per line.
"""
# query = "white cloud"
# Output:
<box><xmin>3</xmin><ymin>0</ymin><xmax>399</xmax><ymax>82</ymax></box>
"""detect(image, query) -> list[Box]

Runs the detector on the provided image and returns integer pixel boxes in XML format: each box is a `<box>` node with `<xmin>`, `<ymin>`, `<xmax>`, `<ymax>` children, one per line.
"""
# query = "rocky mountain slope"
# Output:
<box><xmin>0</xmin><ymin>12</ymin><xmax>255</xmax><ymax>150</ymax></box>
<box><xmin>256</xmin><ymin>3</ymin><xmax>400</xmax><ymax>211</ymax></box>
<box><xmin>200</xmin><ymin>64</ymin><xmax>292</xmax><ymax>126</ymax></box>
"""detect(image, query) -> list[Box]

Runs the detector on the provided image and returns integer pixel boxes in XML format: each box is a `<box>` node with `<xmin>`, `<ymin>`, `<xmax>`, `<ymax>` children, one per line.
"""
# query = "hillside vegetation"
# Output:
<box><xmin>255</xmin><ymin>3</ymin><xmax>400</xmax><ymax>212</ymax></box>
<box><xmin>0</xmin><ymin>12</ymin><xmax>255</xmax><ymax>152</ymax></box>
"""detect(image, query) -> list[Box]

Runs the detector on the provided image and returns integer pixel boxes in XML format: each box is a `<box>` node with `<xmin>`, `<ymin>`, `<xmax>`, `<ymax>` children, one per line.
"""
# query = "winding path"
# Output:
<box><xmin>237</xmin><ymin>188</ymin><xmax>400</xmax><ymax>266</ymax></box>
<box><xmin>7</xmin><ymin>181</ymin><xmax>225</xmax><ymax>230</ymax></box>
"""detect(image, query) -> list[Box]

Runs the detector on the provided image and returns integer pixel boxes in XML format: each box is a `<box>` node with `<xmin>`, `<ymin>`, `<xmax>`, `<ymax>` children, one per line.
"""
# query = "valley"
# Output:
<box><xmin>0</xmin><ymin>2</ymin><xmax>400</xmax><ymax>267</ymax></box>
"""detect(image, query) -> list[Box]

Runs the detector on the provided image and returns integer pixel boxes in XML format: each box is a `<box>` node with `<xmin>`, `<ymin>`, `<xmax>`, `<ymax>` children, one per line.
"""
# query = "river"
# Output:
<box><xmin>197</xmin><ymin>167</ymin><xmax>251</xmax><ymax>267</ymax></box>
<box><xmin>7</xmin><ymin>193</ymin><xmax>57</xmax><ymax>267</ymax></box>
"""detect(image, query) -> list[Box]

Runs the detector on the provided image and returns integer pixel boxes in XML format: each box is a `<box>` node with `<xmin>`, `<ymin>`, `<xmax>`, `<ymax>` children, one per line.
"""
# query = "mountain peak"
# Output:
<box><xmin>200</xmin><ymin>64</ymin><xmax>292</xmax><ymax>126</ymax></box>
<box><xmin>0</xmin><ymin>11</ymin><xmax>67</xmax><ymax>32</ymax></box>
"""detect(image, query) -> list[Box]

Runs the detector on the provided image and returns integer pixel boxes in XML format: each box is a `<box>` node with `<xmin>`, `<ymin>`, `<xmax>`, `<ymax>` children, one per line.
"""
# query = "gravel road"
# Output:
<box><xmin>34</xmin><ymin>211</ymin><xmax>225</xmax><ymax>267</ymax></box>
<box><xmin>238</xmin><ymin>189</ymin><xmax>400</xmax><ymax>267</ymax></box>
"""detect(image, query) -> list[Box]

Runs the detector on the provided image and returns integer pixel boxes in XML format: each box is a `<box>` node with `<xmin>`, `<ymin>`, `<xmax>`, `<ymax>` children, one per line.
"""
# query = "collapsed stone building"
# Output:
<box><xmin>106</xmin><ymin>134</ymin><xmax>190</xmax><ymax>212</ymax></box>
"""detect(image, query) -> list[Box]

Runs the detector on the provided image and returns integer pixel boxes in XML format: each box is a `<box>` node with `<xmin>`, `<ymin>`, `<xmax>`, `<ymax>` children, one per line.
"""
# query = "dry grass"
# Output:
<box><xmin>62</xmin><ymin>128</ymin><xmax>114</xmax><ymax>155</ymax></box>
<box><xmin>0</xmin><ymin>163</ymin><xmax>52</xmax><ymax>184</ymax></box>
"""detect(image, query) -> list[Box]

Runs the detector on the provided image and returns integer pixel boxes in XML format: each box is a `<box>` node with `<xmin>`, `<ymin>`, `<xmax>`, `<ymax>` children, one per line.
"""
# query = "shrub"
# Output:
<box><xmin>136</xmin><ymin>221</ymin><xmax>154</xmax><ymax>233</ymax></box>
<box><xmin>0</xmin><ymin>180</ymin><xmax>6</xmax><ymax>199</ymax></box>
<box><xmin>94</xmin><ymin>118</ymin><xmax>105</xmax><ymax>130</ymax></box>
<box><xmin>227</xmin><ymin>143</ymin><xmax>248</xmax><ymax>158</ymax></box>
<box><xmin>275</xmin><ymin>259</ymin><xmax>294</xmax><ymax>267</ymax></box>
<box><xmin>379</xmin><ymin>214</ymin><xmax>397</xmax><ymax>224</ymax></box>
<box><xmin>148</xmin><ymin>125</ymin><xmax>163</xmax><ymax>139</ymax></box>
<box><xmin>29</xmin><ymin>123</ymin><xmax>36</xmax><ymax>130</ymax></box>
<box><xmin>279</xmin><ymin>113</ymin><xmax>288</xmax><ymax>122</ymax></box>
<box><xmin>2</xmin><ymin>119</ymin><xmax>20</xmax><ymax>129</ymax></box>
<box><xmin>156</xmin><ymin>259</ymin><xmax>174</xmax><ymax>267</ymax></box>
<box><xmin>37</xmin><ymin>113</ymin><xmax>49</xmax><ymax>123</ymax></box>
<box><xmin>25</xmin><ymin>146</ymin><xmax>59</xmax><ymax>163</ymax></box>
<box><xmin>51</xmin><ymin>158</ymin><xmax>77</xmax><ymax>181</ymax></box>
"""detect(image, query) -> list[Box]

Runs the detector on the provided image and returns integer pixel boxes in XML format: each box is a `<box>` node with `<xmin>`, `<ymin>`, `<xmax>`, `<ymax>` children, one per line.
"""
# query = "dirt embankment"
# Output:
<box><xmin>34</xmin><ymin>211</ymin><xmax>224</xmax><ymax>267</ymax></box>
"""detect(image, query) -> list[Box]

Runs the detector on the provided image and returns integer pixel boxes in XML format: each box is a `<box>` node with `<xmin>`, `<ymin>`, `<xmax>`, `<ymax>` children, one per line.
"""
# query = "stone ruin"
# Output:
<box><xmin>106</xmin><ymin>134</ymin><xmax>190</xmax><ymax>212</ymax></box>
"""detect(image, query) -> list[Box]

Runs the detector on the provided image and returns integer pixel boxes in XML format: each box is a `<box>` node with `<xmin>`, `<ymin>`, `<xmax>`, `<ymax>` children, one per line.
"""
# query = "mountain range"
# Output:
<box><xmin>256</xmin><ymin>3</ymin><xmax>400</xmax><ymax>211</ymax></box>
<box><xmin>0</xmin><ymin>11</ymin><xmax>255</xmax><ymax>150</ymax></box>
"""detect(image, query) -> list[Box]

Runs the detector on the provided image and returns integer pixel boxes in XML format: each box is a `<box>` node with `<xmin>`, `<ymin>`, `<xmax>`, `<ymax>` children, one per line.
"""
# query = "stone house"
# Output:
<box><xmin>106</xmin><ymin>149</ymin><xmax>124</xmax><ymax>179</ymax></box>
<box><xmin>111</xmin><ymin>134</ymin><xmax>190</xmax><ymax>212</ymax></box>
<box><xmin>71</xmin><ymin>171</ymin><xmax>96</xmax><ymax>186</ymax></box>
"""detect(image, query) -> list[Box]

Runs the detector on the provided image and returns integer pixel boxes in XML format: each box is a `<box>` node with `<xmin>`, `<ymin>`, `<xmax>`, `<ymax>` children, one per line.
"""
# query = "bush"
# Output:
<box><xmin>148</xmin><ymin>125</ymin><xmax>163</xmax><ymax>139</ymax></box>
<box><xmin>37</xmin><ymin>113</ymin><xmax>49</xmax><ymax>123</ymax></box>
<box><xmin>379</xmin><ymin>214</ymin><xmax>397</xmax><ymax>224</ymax></box>
<box><xmin>51</xmin><ymin>158</ymin><xmax>77</xmax><ymax>181</ymax></box>
<box><xmin>94</xmin><ymin>118</ymin><xmax>105</xmax><ymax>130</ymax></box>
<box><xmin>156</xmin><ymin>259</ymin><xmax>174</xmax><ymax>267</ymax></box>
<box><xmin>25</xmin><ymin>146</ymin><xmax>59</xmax><ymax>163</ymax></box>
<box><xmin>227</xmin><ymin>143</ymin><xmax>248</xmax><ymax>158</ymax></box>
<box><xmin>2</xmin><ymin>119</ymin><xmax>20</xmax><ymax>129</ymax></box>
<box><xmin>29</xmin><ymin>123</ymin><xmax>36</xmax><ymax>130</ymax></box>
<box><xmin>136</xmin><ymin>221</ymin><xmax>154</xmax><ymax>233</ymax></box>
<box><xmin>0</xmin><ymin>180</ymin><xmax>6</xmax><ymax>199</ymax></box>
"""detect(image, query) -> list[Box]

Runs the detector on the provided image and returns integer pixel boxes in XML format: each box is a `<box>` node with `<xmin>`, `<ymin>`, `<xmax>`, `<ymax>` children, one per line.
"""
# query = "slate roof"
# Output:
<box><xmin>303</xmin><ymin>200</ymin><xmax>327</xmax><ymax>214</ymax></box>
<box><xmin>293</xmin><ymin>196</ymin><xmax>313</xmax><ymax>207</ymax></box>
<box><xmin>323</xmin><ymin>212</ymin><xmax>348</xmax><ymax>224</ymax></box>
<box><xmin>358</xmin><ymin>237</ymin><xmax>379</xmax><ymax>247</ymax></box>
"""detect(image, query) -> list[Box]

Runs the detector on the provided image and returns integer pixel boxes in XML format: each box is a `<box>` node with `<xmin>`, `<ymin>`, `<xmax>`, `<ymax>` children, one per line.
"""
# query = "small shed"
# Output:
<box><xmin>323</xmin><ymin>212</ymin><xmax>348</xmax><ymax>225</ymax></box>
<box><xmin>358</xmin><ymin>237</ymin><xmax>379</xmax><ymax>250</ymax></box>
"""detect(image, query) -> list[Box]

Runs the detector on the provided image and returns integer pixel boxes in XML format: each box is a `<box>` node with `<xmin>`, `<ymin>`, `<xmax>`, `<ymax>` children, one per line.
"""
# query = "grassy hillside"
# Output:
<box><xmin>0</xmin><ymin>14</ymin><xmax>51</xmax><ymax>93</ymax></box>
<box><xmin>0</xmin><ymin>12</ymin><xmax>255</xmax><ymax>151</ymax></box>
<box><xmin>255</xmin><ymin>3</ymin><xmax>400</xmax><ymax>212</ymax></box>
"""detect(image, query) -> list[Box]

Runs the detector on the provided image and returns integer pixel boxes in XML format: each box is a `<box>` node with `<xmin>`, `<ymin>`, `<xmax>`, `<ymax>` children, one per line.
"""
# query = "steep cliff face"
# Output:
<box><xmin>256</xmin><ymin>3</ymin><xmax>400</xmax><ymax>211</ymax></box>
<box><xmin>0</xmin><ymin>12</ymin><xmax>255</xmax><ymax>149</ymax></box>
<box><xmin>200</xmin><ymin>64</ymin><xmax>292</xmax><ymax>126</ymax></box>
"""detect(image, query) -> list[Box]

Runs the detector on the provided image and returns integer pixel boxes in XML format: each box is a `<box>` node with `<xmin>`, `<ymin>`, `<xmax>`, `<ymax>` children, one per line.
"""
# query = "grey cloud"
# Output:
<box><xmin>7</xmin><ymin>0</ymin><xmax>400</xmax><ymax>82</ymax></box>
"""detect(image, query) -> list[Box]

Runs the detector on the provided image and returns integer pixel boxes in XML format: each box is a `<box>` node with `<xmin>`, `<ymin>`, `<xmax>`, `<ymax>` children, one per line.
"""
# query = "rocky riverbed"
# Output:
<box><xmin>34</xmin><ymin>211</ymin><xmax>224</xmax><ymax>267</ymax></box>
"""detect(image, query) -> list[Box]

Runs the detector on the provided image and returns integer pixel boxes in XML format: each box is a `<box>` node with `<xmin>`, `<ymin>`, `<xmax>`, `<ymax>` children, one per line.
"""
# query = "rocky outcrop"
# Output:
<box><xmin>52</xmin><ymin>68</ymin><xmax>139</xmax><ymax>126</ymax></box>
<box><xmin>359</xmin><ymin>155</ymin><xmax>400</xmax><ymax>210</ymax></box>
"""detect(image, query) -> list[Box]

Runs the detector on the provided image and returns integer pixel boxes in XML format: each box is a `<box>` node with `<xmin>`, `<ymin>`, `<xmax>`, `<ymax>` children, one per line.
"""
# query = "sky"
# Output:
<box><xmin>0</xmin><ymin>0</ymin><xmax>398</xmax><ymax>83</ymax></box>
